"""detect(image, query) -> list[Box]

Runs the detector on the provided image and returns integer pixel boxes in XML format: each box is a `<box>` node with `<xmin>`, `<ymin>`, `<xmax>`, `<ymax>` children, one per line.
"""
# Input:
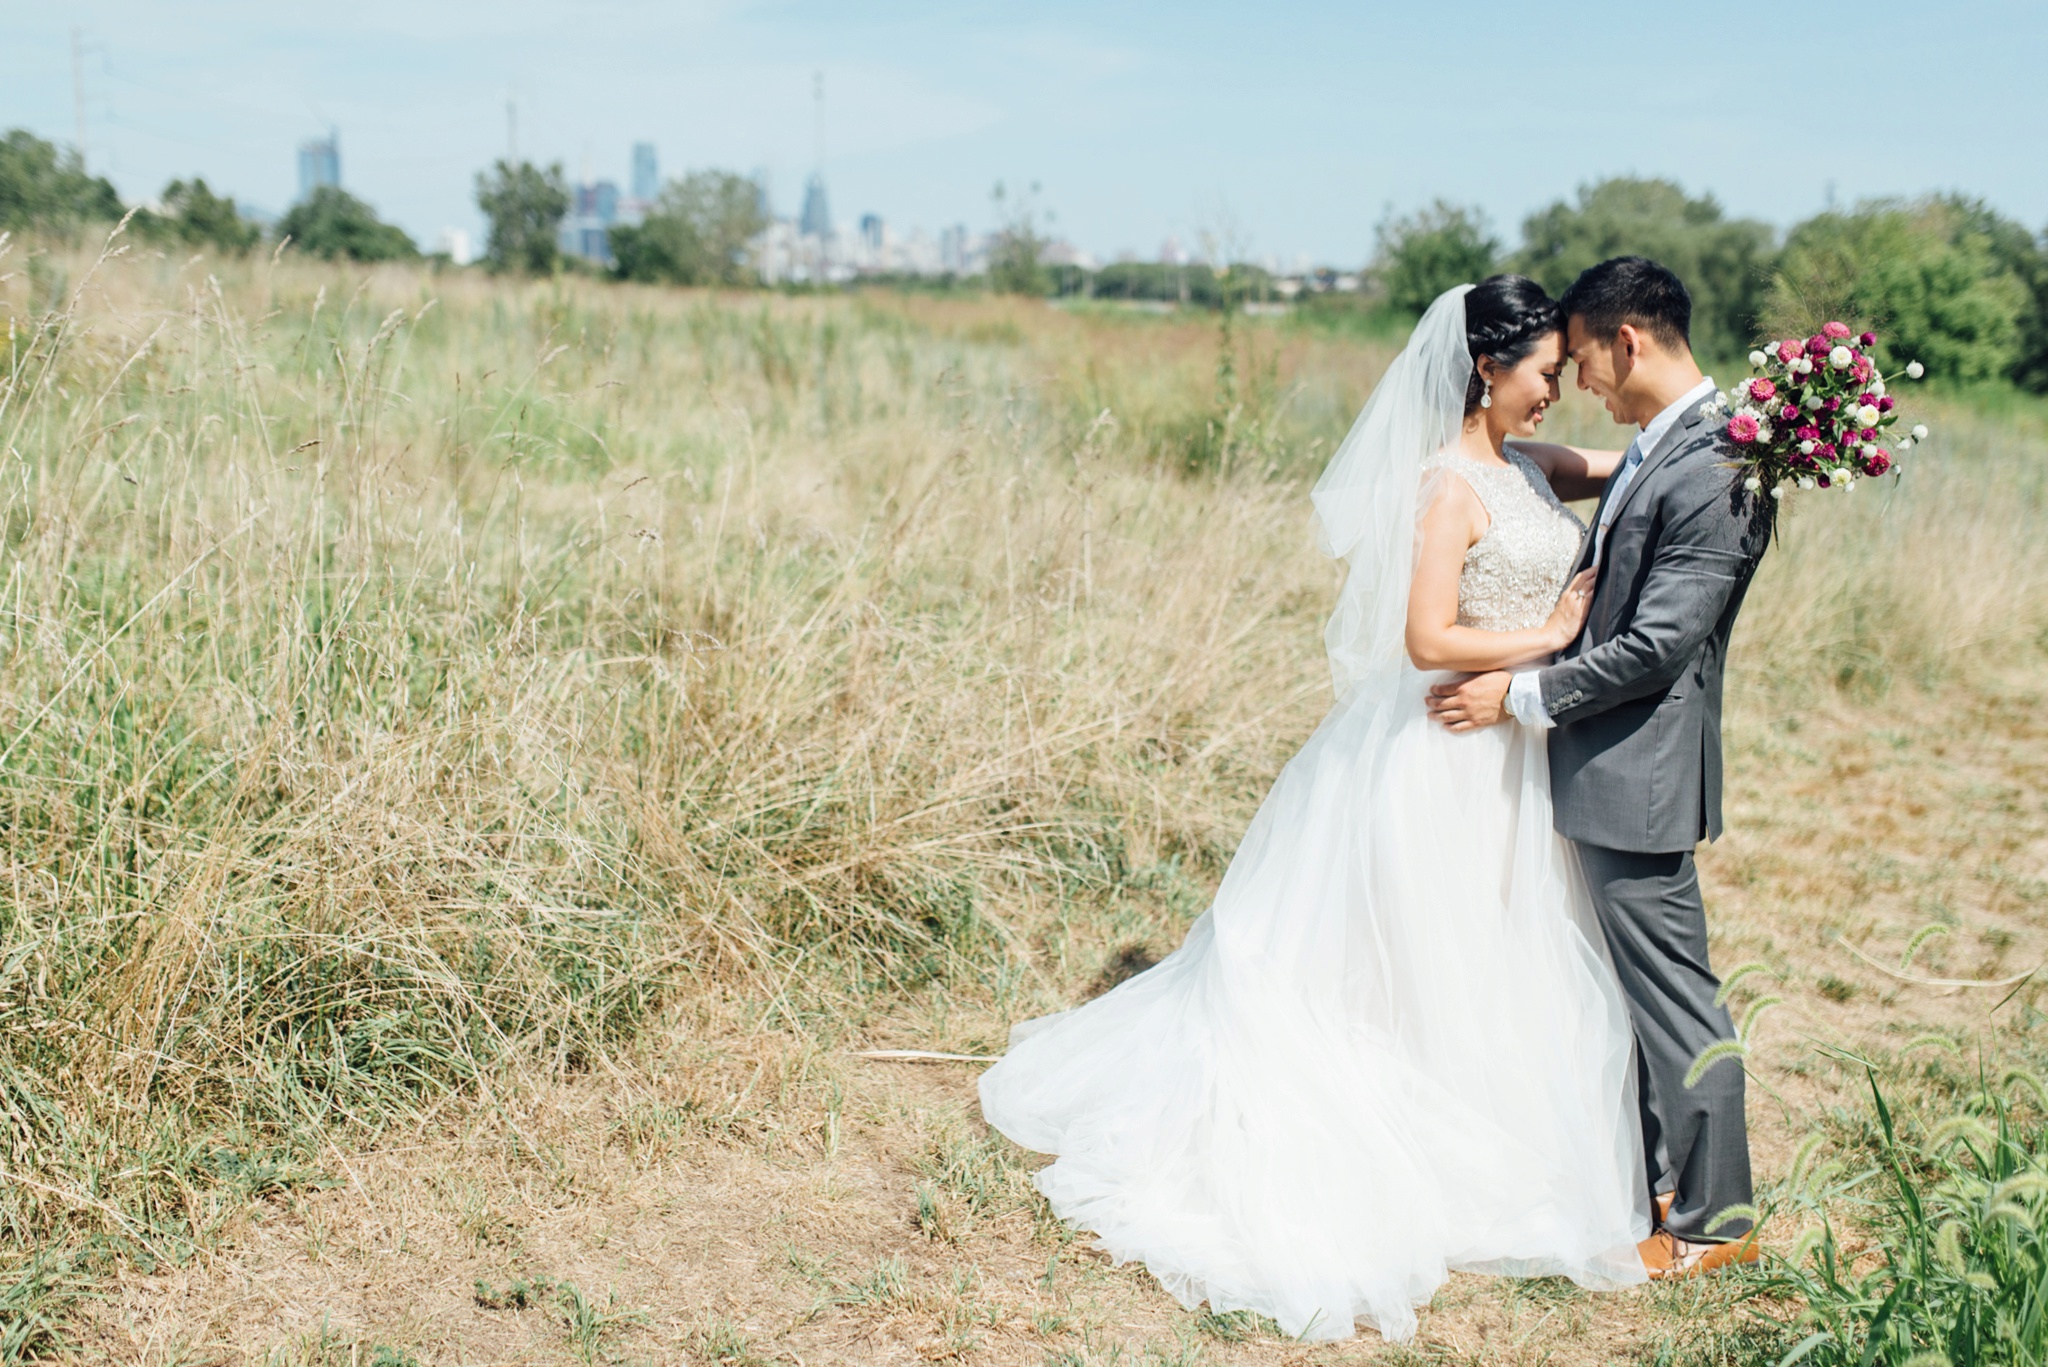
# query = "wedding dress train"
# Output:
<box><xmin>978</xmin><ymin>292</ymin><xmax>1650</xmax><ymax>1342</ymax></box>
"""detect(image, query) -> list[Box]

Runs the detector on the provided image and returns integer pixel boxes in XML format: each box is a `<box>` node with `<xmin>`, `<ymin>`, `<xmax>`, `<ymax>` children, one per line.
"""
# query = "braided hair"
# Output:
<box><xmin>1462</xmin><ymin>274</ymin><xmax>1565</xmax><ymax>416</ymax></box>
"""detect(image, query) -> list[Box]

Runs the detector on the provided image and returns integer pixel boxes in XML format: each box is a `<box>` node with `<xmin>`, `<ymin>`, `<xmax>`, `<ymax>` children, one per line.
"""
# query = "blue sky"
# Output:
<box><xmin>7</xmin><ymin>1</ymin><xmax>2043</xmax><ymax>264</ymax></box>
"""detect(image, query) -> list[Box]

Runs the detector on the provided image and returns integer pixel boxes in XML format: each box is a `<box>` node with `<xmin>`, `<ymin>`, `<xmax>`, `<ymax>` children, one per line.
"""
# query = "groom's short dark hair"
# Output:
<box><xmin>1560</xmin><ymin>256</ymin><xmax>1692</xmax><ymax>353</ymax></box>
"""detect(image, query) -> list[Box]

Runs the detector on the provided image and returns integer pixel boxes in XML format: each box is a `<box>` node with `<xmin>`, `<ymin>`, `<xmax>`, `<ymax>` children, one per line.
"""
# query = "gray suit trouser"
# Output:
<box><xmin>1574</xmin><ymin>843</ymin><xmax>1754</xmax><ymax>1243</ymax></box>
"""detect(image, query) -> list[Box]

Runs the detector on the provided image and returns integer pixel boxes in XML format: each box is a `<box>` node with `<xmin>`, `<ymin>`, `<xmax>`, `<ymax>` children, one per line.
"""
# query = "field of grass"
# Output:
<box><xmin>6</xmin><ymin>229</ymin><xmax>2048</xmax><ymax>1363</ymax></box>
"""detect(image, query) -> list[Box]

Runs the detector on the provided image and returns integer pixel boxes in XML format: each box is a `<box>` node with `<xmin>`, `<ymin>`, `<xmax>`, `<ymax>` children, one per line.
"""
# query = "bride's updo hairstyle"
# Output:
<box><xmin>1462</xmin><ymin>274</ymin><xmax>1564</xmax><ymax>416</ymax></box>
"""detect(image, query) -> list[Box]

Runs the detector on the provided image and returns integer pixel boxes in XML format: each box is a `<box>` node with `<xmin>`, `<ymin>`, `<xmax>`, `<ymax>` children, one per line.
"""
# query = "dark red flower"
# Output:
<box><xmin>1859</xmin><ymin>331</ymin><xmax>1877</xmax><ymax>347</ymax></box>
<box><xmin>1865</xmin><ymin>451</ymin><xmax>1891</xmax><ymax>476</ymax></box>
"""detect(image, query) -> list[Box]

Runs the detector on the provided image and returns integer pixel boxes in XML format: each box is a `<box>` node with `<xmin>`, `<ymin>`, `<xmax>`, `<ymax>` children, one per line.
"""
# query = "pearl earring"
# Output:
<box><xmin>1479</xmin><ymin>380</ymin><xmax>1493</xmax><ymax>409</ymax></box>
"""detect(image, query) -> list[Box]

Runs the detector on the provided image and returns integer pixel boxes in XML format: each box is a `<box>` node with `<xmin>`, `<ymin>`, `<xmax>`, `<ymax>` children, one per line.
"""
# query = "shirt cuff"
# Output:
<box><xmin>1507</xmin><ymin>671</ymin><xmax>1556</xmax><ymax>729</ymax></box>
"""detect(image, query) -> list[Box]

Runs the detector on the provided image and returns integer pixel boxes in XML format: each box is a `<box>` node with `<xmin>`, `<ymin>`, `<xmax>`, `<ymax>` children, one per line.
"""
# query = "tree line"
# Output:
<box><xmin>1373</xmin><ymin>180</ymin><xmax>2048</xmax><ymax>387</ymax></box>
<box><xmin>0</xmin><ymin>128</ymin><xmax>763</xmax><ymax>287</ymax></box>
<box><xmin>4</xmin><ymin>125</ymin><xmax>2043</xmax><ymax>391</ymax></box>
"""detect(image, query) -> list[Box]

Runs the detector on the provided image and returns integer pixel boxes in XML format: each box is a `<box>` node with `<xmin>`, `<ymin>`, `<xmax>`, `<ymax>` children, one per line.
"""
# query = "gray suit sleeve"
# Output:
<box><xmin>1537</xmin><ymin>456</ymin><xmax>1769</xmax><ymax>726</ymax></box>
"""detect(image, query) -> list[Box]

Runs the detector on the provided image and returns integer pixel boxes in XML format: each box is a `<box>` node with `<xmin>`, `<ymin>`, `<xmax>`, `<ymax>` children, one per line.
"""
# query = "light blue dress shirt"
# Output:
<box><xmin>1506</xmin><ymin>376</ymin><xmax>1718</xmax><ymax>729</ymax></box>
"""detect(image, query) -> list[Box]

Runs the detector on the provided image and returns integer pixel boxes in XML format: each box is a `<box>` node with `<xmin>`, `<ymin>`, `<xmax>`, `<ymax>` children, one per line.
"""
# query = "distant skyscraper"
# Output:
<box><xmin>631</xmin><ymin>143</ymin><xmax>658</xmax><ymax>202</ymax></box>
<box><xmin>799</xmin><ymin>173</ymin><xmax>831</xmax><ymax>239</ymax></box>
<box><xmin>563</xmin><ymin>179</ymin><xmax>622</xmax><ymax>264</ymax></box>
<box><xmin>577</xmin><ymin>180</ymin><xmax>620</xmax><ymax>223</ymax></box>
<box><xmin>859</xmin><ymin>213</ymin><xmax>883</xmax><ymax>254</ymax></box>
<box><xmin>436</xmin><ymin>228</ymin><xmax>473</xmax><ymax>266</ymax></box>
<box><xmin>297</xmin><ymin>131</ymin><xmax>339</xmax><ymax>200</ymax></box>
<box><xmin>940</xmin><ymin>225</ymin><xmax>967</xmax><ymax>273</ymax></box>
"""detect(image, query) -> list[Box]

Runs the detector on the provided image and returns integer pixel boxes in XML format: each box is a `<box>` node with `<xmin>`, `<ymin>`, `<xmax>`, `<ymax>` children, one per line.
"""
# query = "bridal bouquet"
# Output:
<box><xmin>1716</xmin><ymin>322</ymin><xmax>1929</xmax><ymax>497</ymax></box>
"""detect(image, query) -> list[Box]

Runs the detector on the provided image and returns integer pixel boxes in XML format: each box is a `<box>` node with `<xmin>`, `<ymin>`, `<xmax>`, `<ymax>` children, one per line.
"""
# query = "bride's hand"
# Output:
<box><xmin>1545</xmin><ymin>569</ymin><xmax>1597</xmax><ymax>648</ymax></box>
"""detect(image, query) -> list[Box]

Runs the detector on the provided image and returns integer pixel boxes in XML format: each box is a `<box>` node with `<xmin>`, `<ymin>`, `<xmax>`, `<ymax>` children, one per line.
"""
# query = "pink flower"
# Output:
<box><xmin>1852</xmin><ymin>358</ymin><xmax>1874</xmax><ymax>384</ymax></box>
<box><xmin>1781</xmin><ymin>404</ymin><xmax>1799</xmax><ymax>423</ymax></box>
<box><xmin>1878</xmin><ymin>396</ymin><xmax>1895</xmax><ymax>413</ymax></box>
<box><xmin>1777</xmin><ymin>339</ymin><xmax>1803</xmax><ymax>364</ymax></box>
<box><xmin>1796</xmin><ymin>425</ymin><xmax>1821</xmax><ymax>442</ymax></box>
<box><xmin>1814</xmin><ymin>441</ymin><xmax>1838</xmax><ymax>460</ymax></box>
<box><xmin>1824</xmin><ymin>321</ymin><xmax>1852</xmax><ymax>339</ymax></box>
<box><xmin>1865</xmin><ymin>451</ymin><xmax>1891</xmax><ymax>477</ymax></box>
<box><xmin>1726</xmin><ymin>413</ymin><xmax>1760</xmax><ymax>444</ymax></box>
<box><xmin>1807</xmin><ymin>335</ymin><xmax>1832</xmax><ymax>357</ymax></box>
<box><xmin>1859</xmin><ymin>332</ymin><xmax>1877</xmax><ymax>347</ymax></box>
<box><xmin>1749</xmin><ymin>377</ymin><xmax>1777</xmax><ymax>402</ymax></box>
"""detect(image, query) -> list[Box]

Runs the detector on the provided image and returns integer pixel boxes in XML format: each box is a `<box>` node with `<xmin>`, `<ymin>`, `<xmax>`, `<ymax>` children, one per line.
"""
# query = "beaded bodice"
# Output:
<box><xmin>1433</xmin><ymin>450</ymin><xmax>1586</xmax><ymax>633</ymax></box>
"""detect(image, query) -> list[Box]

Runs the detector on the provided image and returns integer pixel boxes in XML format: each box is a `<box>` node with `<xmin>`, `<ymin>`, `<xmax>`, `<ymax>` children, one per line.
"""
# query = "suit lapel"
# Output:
<box><xmin>1600</xmin><ymin>397</ymin><xmax>1714</xmax><ymax>540</ymax></box>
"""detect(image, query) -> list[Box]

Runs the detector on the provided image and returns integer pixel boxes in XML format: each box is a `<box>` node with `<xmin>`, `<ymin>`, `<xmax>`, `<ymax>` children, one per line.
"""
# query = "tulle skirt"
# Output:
<box><xmin>978</xmin><ymin>667</ymin><xmax>1648</xmax><ymax>1342</ymax></box>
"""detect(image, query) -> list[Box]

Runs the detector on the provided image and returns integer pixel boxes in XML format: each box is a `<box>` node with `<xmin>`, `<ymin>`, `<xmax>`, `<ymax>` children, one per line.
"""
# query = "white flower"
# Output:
<box><xmin>1829</xmin><ymin>345</ymin><xmax>1854</xmax><ymax>370</ymax></box>
<box><xmin>1757</xmin><ymin>419</ymin><xmax>1776</xmax><ymax>443</ymax></box>
<box><xmin>1804</xmin><ymin>394</ymin><xmax>1825</xmax><ymax>410</ymax></box>
<box><xmin>1871</xmin><ymin>376</ymin><xmax>1886</xmax><ymax>396</ymax></box>
<box><xmin>1743</xmin><ymin>475</ymin><xmax>1763</xmax><ymax>493</ymax></box>
<box><xmin>1796</xmin><ymin>357</ymin><xmax>1815</xmax><ymax>375</ymax></box>
<box><xmin>1770</xmin><ymin>485</ymin><xmax>1786</xmax><ymax>500</ymax></box>
<box><xmin>1905</xmin><ymin>360</ymin><xmax>1925</xmax><ymax>379</ymax></box>
<box><xmin>1857</xmin><ymin>404</ymin><xmax>1881</xmax><ymax>428</ymax></box>
<box><xmin>1799</xmin><ymin>476</ymin><xmax>1817</xmax><ymax>489</ymax></box>
<box><xmin>1749</xmin><ymin>350</ymin><xmax>1768</xmax><ymax>367</ymax></box>
<box><xmin>1911</xmin><ymin>423</ymin><xmax>1928</xmax><ymax>440</ymax></box>
<box><xmin>1799</xmin><ymin>439</ymin><xmax>1816</xmax><ymax>455</ymax></box>
<box><xmin>1896</xmin><ymin>437</ymin><xmax>1913</xmax><ymax>451</ymax></box>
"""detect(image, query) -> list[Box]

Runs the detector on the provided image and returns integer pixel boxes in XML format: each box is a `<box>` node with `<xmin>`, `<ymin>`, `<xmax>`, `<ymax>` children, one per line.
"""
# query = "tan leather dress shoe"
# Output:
<box><xmin>1638</xmin><ymin>1228</ymin><xmax>1759</xmax><ymax>1279</ymax></box>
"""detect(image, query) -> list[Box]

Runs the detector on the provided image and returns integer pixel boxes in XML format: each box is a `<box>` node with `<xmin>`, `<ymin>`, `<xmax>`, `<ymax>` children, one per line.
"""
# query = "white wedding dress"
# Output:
<box><xmin>978</xmin><ymin>288</ymin><xmax>1649</xmax><ymax>1344</ymax></box>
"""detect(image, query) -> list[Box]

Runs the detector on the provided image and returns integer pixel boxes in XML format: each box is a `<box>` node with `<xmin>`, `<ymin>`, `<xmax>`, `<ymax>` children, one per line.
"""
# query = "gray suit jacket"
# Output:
<box><xmin>1540</xmin><ymin>397</ymin><xmax>1774</xmax><ymax>855</ymax></box>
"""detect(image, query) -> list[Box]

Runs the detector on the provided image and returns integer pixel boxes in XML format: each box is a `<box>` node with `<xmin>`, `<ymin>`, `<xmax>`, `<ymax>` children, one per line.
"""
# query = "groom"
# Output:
<box><xmin>1426</xmin><ymin>256</ymin><xmax>1774</xmax><ymax>1277</ymax></box>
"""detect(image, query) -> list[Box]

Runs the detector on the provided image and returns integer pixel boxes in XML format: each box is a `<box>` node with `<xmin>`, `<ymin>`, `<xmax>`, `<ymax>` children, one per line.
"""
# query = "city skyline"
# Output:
<box><xmin>6</xmin><ymin>1</ymin><xmax>2044</xmax><ymax>266</ymax></box>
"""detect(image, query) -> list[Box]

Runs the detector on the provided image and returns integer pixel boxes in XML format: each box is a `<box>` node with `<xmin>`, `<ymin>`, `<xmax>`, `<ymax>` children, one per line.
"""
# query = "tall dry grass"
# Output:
<box><xmin>1</xmin><ymin>228</ymin><xmax>2045</xmax><ymax>1325</ymax></box>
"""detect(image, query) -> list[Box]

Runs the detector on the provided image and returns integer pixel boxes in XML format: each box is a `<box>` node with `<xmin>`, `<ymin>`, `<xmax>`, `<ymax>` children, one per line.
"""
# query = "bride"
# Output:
<box><xmin>978</xmin><ymin>278</ymin><xmax>1649</xmax><ymax>1343</ymax></box>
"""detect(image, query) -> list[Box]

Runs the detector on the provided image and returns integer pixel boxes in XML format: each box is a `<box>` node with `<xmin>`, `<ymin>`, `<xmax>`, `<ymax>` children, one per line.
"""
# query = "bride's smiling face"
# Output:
<box><xmin>1479</xmin><ymin>331</ymin><xmax>1567</xmax><ymax>438</ymax></box>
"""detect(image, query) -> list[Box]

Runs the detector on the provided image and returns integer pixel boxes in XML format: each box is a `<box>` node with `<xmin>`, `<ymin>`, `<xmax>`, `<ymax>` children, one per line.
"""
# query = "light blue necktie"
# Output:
<box><xmin>1592</xmin><ymin>436</ymin><xmax>1645</xmax><ymax>570</ymax></box>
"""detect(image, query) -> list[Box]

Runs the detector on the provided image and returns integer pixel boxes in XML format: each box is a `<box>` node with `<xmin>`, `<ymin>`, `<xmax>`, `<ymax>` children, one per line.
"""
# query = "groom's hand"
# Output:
<box><xmin>1428</xmin><ymin>671</ymin><xmax>1512</xmax><ymax>731</ymax></box>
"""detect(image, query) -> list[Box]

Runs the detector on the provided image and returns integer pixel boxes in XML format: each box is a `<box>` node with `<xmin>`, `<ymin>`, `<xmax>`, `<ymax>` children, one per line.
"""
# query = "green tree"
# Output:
<box><xmin>139</xmin><ymin>178</ymin><xmax>260</xmax><ymax>255</ymax></box>
<box><xmin>609</xmin><ymin>171</ymin><xmax>766</xmax><ymax>287</ymax></box>
<box><xmin>275</xmin><ymin>186</ymin><xmax>417</xmax><ymax>263</ymax></box>
<box><xmin>475</xmin><ymin>159</ymin><xmax>569</xmax><ymax>276</ymax></box>
<box><xmin>1768</xmin><ymin>197</ymin><xmax>2030</xmax><ymax>388</ymax></box>
<box><xmin>986</xmin><ymin>180</ymin><xmax>1051</xmax><ymax>297</ymax></box>
<box><xmin>1514</xmin><ymin>178</ymin><xmax>1776</xmax><ymax>360</ymax></box>
<box><xmin>1373</xmin><ymin>201</ymin><xmax>1499</xmax><ymax>318</ymax></box>
<box><xmin>0</xmin><ymin>128</ymin><xmax>122</xmax><ymax>235</ymax></box>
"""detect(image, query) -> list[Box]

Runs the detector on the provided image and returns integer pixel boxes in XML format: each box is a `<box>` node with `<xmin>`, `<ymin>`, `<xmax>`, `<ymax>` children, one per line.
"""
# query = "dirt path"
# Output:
<box><xmin>81</xmin><ymin>670</ymin><xmax>2048</xmax><ymax>1365</ymax></box>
